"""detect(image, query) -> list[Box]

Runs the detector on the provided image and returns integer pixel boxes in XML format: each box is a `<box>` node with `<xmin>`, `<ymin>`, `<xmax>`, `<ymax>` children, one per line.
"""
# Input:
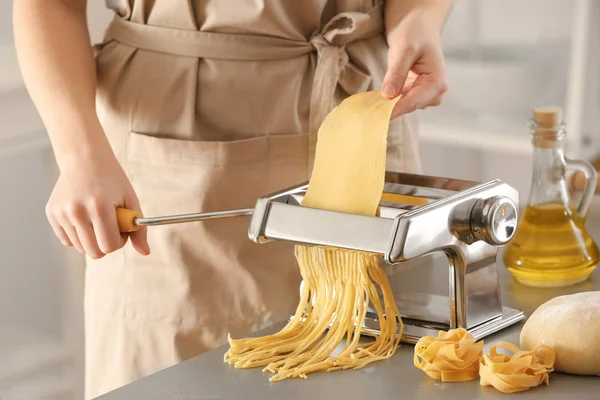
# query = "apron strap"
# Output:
<box><xmin>106</xmin><ymin>18</ymin><xmax>314</xmax><ymax>60</ymax></box>
<box><xmin>104</xmin><ymin>3</ymin><xmax>384</xmax><ymax>176</ymax></box>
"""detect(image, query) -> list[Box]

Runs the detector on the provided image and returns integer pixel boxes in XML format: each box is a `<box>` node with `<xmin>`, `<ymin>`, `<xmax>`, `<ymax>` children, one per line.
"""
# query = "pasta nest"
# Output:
<box><xmin>479</xmin><ymin>342</ymin><xmax>555</xmax><ymax>393</ymax></box>
<box><xmin>413</xmin><ymin>328</ymin><xmax>483</xmax><ymax>382</ymax></box>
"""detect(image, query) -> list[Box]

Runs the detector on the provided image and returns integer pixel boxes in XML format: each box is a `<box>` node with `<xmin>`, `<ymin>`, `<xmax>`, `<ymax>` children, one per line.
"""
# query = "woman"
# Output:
<box><xmin>14</xmin><ymin>0</ymin><xmax>452</xmax><ymax>398</ymax></box>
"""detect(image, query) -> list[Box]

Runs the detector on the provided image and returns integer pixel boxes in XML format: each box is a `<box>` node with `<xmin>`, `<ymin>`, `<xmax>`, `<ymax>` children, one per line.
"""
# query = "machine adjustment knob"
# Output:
<box><xmin>470</xmin><ymin>196</ymin><xmax>518</xmax><ymax>246</ymax></box>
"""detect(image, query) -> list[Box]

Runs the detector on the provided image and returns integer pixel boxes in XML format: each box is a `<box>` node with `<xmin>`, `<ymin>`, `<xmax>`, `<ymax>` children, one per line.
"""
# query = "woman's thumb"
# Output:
<box><xmin>131</xmin><ymin>226</ymin><xmax>150</xmax><ymax>256</ymax></box>
<box><xmin>125</xmin><ymin>195</ymin><xmax>151</xmax><ymax>256</ymax></box>
<box><xmin>382</xmin><ymin>45</ymin><xmax>415</xmax><ymax>99</ymax></box>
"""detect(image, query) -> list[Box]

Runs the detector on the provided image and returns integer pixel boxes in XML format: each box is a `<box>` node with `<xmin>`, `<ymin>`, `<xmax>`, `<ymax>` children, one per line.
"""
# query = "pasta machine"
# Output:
<box><xmin>247</xmin><ymin>172</ymin><xmax>524</xmax><ymax>343</ymax></box>
<box><xmin>120</xmin><ymin>172</ymin><xmax>524</xmax><ymax>343</ymax></box>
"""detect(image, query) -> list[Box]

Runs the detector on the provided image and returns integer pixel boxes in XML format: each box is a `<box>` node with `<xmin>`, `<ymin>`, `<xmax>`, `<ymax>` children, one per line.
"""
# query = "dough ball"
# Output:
<box><xmin>520</xmin><ymin>291</ymin><xmax>600</xmax><ymax>375</ymax></box>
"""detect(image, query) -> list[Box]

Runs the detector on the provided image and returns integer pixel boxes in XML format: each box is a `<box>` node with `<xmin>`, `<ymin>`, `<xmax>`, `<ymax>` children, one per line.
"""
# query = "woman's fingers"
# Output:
<box><xmin>429</xmin><ymin>94</ymin><xmax>443</xmax><ymax>107</ymax></box>
<box><xmin>65</xmin><ymin>203</ymin><xmax>104</xmax><ymax>259</ymax></box>
<box><xmin>74</xmin><ymin>220</ymin><xmax>104</xmax><ymax>259</ymax></box>
<box><xmin>47</xmin><ymin>213</ymin><xmax>72</xmax><ymax>247</ymax></box>
<box><xmin>391</xmin><ymin>71</ymin><xmax>447</xmax><ymax>119</ymax></box>
<box><xmin>93</xmin><ymin>201</ymin><xmax>126</xmax><ymax>254</ymax></box>
<box><xmin>50</xmin><ymin>200</ymin><xmax>119</xmax><ymax>259</ymax></box>
<box><xmin>47</xmin><ymin>197</ymin><xmax>148</xmax><ymax>258</ymax></box>
<box><xmin>54</xmin><ymin>211</ymin><xmax>85</xmax><ymax>254</ymax></box>
<box><xmin>401</xmin><ymin>71</ymin><xmax>419</xmax><ymax>95</ymax></box>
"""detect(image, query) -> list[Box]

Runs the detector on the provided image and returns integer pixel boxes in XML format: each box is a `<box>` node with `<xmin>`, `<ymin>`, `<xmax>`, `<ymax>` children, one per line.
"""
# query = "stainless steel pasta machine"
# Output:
<box><xmin>121</xmin><ymin>172</ymin><xmax>524</xmax><ymax>343</ymax></box>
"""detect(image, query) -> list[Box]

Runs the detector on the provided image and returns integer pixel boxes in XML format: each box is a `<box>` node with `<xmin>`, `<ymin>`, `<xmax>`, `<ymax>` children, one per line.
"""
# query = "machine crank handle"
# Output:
<box><xmin>116</xmin><ymin>207</ymin><xmax>254</xmax><ymax>233</ymax></box>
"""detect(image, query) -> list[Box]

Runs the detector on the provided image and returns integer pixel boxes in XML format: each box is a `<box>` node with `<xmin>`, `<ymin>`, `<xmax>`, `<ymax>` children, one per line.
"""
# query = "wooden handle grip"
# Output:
<box><xmin>116</xmin><ymin>207</ymin><xmax>142</xmax><ymax>233</ymax></box>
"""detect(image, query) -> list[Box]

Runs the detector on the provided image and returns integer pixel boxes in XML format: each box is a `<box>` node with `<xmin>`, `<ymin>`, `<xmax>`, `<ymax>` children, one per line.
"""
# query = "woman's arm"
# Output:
<box><xmin>14</xmin><ymin>0</ymin><xmax>104</xmax><ymax>166</ymax></box>
<box><xmin>14</xmin><ymin>0</ymin><xmax>149</xmax><ymax>257</ymax></box>
<box><xmin>382</xmin><ymin>0</ymin><xmax>454</xmax><ymax>118</ymax></box>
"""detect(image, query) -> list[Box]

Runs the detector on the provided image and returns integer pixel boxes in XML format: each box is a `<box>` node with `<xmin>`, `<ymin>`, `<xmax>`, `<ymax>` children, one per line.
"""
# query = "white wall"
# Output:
<box><xmin>443</xmin><ymin>0</ymin><xmax>573</xmax><ymax>47</ymax></box>
<box><xmin>420</xmin><ymin>0</ymin><xmax>578</xmax><ymax>203</ymax></box>
<box><xmin>0</xmin><ymin>2</ymin><xmax>112</xmax><ymax>399</ymax></box>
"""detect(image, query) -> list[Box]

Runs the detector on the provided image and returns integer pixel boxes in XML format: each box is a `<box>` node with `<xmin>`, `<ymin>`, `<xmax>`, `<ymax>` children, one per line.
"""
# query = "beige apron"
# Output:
<box><xmin>87</xmin><ymin>0</ymin><xmax>420</xmax><ymax>398</ymax></box>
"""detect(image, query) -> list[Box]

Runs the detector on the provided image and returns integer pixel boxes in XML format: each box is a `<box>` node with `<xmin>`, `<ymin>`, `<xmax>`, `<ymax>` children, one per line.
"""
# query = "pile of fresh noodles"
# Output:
<box><xmin>414</xmin><ymin>329</ymin><xmax>556</xmax><ymax>394</ymax></box>
<box><xmin>413</xmin><ymin>328</ymin><xmax>484</xmax><ymax>382</ymax></box>
<box><xmin>480</xmin><ymin>342</ymin><xmax>555</xmax><ymax>393</ymax></box>
<box><xmin>224</xmin><ymin>91</ymin><xmax>403</xmax><ymax>381</ymax></box>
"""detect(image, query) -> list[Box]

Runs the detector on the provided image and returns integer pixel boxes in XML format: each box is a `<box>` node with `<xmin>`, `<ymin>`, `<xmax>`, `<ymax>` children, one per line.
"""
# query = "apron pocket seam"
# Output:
<box><xmin>128</xmin><ymin>131</ymin><xmax>309</xmax><ymax>167</ymax></box>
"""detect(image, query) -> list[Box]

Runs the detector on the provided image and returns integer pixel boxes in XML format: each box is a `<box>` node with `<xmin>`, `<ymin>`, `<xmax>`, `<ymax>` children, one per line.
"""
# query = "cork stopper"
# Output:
<box><xmin>533</xmin><ymin>106</ymin><xmax>563</xmax><ymax>127</ymax></box>
<box><xmin>531</xmin><ymin>106</ymin><xmax>564</xmax><ymax>148</ymax></box>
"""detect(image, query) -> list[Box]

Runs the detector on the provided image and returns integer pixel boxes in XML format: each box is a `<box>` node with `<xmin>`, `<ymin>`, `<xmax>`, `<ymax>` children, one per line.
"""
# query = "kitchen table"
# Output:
<box><xmin>98</xmin><ymin>235</ymin><xmax>600</xmax><ymax>400</ymax></box>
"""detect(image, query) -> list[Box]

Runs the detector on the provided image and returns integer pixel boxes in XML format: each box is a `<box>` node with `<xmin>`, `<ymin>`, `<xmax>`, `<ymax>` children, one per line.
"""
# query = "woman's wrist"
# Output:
<box><xmin>51</xmin><ymin>117</ymin><xmax>115</xmax><ymax>174</ymax></box>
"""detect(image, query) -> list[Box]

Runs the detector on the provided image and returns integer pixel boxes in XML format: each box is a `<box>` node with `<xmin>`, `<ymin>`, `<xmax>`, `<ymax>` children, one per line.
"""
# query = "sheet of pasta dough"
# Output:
<box><xmin>302</xmin><ymin>91</ymin><xmax>400</xmax><ymax>216</ymax></box>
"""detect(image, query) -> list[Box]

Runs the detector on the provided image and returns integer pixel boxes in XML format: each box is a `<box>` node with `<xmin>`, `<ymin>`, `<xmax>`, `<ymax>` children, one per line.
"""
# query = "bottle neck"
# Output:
<box><xmin>528</xmin><ymin>127</ymin><xmax>571</xmax><ymax>207</ymax></box>
<box><xmin>531</xmin><ymin>141</ymin><xmax>565</xmax><ymax>176</ymax></box>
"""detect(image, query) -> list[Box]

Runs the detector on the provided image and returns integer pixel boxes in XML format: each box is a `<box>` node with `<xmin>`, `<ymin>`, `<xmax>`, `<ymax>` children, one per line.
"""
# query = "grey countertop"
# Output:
<box><xmin>99</xmin><ymin>220</ymin><xmax>600</xmax><ymax>400</ymax></box>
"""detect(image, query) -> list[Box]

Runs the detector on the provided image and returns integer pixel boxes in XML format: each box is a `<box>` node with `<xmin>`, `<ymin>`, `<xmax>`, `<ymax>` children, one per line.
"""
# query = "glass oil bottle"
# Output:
<box><xmin>504</xmin><ymin>106</ymin><xmax>599</xmax><ymax>287</ymax></box>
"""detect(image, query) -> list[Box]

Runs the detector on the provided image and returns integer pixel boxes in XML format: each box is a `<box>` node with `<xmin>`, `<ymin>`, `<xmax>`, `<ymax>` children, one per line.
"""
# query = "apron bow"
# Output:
<box><xmin>307</xmin><ymin>7</ymin><xmax>384</xmax><ymax>174</ymax></box>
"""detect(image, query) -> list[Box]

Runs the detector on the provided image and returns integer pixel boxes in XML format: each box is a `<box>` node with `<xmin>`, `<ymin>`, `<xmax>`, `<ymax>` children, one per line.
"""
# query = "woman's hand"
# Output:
<box><xmin>14</xmin><ymin>1</ymin><xmax>149</xmax><ymax>258</ymax></box>
<box><xmin>46</xmin><ymin>138</ymin><xmax>150</xmax><ymax>259</ymax></box>
<box><xmin>382</xmin><ymin>0</ymin><xmax>453</xmax><ymax>119</ymax></box>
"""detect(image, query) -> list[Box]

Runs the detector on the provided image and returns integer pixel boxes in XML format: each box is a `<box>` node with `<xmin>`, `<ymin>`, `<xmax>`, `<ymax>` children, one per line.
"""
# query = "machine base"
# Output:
<box><xmin>360</xmin><ymin>306</ymin><xmax>525</xmax><ymax>344</ymax></box>
<box><xmin>288</xmin><ymin>306</ymin><xmax>524</xmax><ymax>344</ymax></box>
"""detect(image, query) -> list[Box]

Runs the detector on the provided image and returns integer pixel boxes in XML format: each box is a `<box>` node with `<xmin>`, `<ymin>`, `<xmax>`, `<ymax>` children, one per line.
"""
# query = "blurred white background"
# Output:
<box><xmin>0</xmin><ymin>3</ymin><xmax>111</xmax><ymax>399</ymax></box>
<box><xmin>0</xmin><ymin>1</ymin><xmax>597</xmax><ymax>399</ymax></box>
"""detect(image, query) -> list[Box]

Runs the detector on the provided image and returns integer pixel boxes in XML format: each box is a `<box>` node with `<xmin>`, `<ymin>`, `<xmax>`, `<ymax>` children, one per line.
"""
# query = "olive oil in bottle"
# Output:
<box><xmin>504</xmin><ymin>106</ymin><xmax>599</xmax><ymax>287</ymax></box>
